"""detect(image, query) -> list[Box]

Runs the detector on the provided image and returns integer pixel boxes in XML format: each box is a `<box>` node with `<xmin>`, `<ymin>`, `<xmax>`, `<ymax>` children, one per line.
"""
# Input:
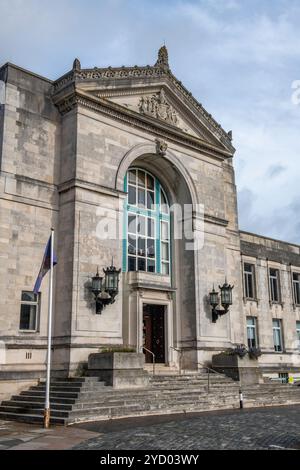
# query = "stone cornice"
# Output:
<box><xmin>53</xmin><ymin>89</ymin><xmax>233</xmax><ymax>160</ymax></box>
<box><xmin>58</xmin><ymin>177</ymin><xmax>126</xmax><ymax>198</ymax></box>
<box><xmin>204</xmin><ymin>214</ymin><xmax>229</xmax><ymax>227</ymax></box>
<box><xmin>52</xmin><ymin>64</ymin><xmax>234</xmax><ymax>154</ymax></box>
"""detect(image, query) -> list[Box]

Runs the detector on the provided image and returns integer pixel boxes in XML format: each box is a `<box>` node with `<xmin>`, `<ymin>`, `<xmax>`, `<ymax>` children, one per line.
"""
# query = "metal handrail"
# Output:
<box><xmin>198</xmin><ymin>362</ymin><xmax>228</xmax><ymax>378</ymax></box>
<box><xmin>142</xmin><ymin>347</ymin><xmax>156</xmax><ymax>376</ymax></box>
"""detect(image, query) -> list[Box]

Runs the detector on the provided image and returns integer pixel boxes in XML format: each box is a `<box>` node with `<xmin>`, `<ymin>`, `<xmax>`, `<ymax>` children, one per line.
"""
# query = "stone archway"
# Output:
<box><xmin>115</xmin><ymin>141</ymin><xmax>199</xmax><ymax>209</ymax></box>
<box><xmin>120</xmin><ymin>142</ymin><xmax>199</xmax><ymax>370</ymax></box>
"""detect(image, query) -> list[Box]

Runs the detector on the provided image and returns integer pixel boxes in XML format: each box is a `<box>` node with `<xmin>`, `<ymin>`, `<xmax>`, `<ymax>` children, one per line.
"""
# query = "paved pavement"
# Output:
<box><xmin>0</xmin><ymin>420</ymin><xmax>98</xmax><ymax>450</ymax></box>
<box><xmin>0</xmin><ymin>406</ymin><xmax>300</xmax><ymax>450</ymax></box>
<box><xmin>73</xmin><ymin>406</ymin><xmax>300</xmax><ymax>450</ymax></box>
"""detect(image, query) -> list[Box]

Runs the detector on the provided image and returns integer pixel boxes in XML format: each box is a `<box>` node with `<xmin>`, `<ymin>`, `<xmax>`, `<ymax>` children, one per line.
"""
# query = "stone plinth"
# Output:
<box><xmin>212</xmin><ymin>352</ymin><xmax>263</xmax><ymax>385</ymax></box>
<box><xmin>87</xmin><ymin>352</ymin><xmax>149</xmax><ymax>389</ymax></box>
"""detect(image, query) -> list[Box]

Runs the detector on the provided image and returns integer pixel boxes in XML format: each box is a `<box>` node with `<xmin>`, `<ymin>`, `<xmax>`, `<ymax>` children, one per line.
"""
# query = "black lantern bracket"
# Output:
<box><xmin>91</xmin><ymin>261</ymin><xmax>121</xmax><ymax>314</ymax></box>
<box><xmin>209</xmin><ymin>280</ymin><xmax>234</xmax><ymax>323</ymax></box>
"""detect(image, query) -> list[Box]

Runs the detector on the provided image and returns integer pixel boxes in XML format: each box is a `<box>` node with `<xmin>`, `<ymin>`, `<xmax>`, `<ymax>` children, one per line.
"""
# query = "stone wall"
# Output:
<box><xmin>240</xmin><ymin>231</ymin><xmax>300</xmax><ymax>372</ymax></box>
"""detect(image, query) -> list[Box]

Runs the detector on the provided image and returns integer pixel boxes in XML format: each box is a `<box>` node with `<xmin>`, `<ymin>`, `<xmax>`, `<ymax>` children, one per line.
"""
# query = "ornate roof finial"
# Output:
<box><xmin>73</xmin><ymin>58</ymin><xmax>81</xmax><ymax>71</ymax></box>
<box><xmin>155</xmin><ymin>45</ymin><xmax>169</xmax><ymax>71</ymax></box>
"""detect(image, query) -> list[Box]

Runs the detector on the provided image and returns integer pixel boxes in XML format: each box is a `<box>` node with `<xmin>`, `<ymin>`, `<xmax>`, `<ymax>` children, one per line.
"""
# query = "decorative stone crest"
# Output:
<box><xmin>155</xmin><ymin>139</ymin><xmax>168</xmax><ymax>156</ymax></box>
<box><xmin>155</xmin><ymin>45</ymin><xmax>169</xmax><ymax>71</ymax></box>
<box><xmin>73</xmin><ymin>58</ymin><xmax>81</xmax><ymax>71</ymax></box>
<box><xmin>139</xmin><ymin>90</ymin><xmax>179</xmax><ymax>127</ymax></box>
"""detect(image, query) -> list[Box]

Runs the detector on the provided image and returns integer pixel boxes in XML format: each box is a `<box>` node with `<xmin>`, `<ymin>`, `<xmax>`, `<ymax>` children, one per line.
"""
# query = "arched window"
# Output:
<box><xmin>123</xmin><ymin>168</ymin><xmax>170</xmax><ymax>275</ymax></box>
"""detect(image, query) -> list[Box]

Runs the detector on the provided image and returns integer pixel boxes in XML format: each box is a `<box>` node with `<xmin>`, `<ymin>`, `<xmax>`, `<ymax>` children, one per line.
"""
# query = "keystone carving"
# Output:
<box><xmin>155</xmin><ymin>139</ymin><xmax>168</xmax><ymax>156</ymax></box>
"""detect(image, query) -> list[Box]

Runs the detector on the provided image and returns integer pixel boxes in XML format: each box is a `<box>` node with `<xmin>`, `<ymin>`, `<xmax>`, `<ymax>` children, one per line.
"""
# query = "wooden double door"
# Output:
<box><xmin>143</xmin><ymin>304</ymin><xmax>166</xmax><ymax>364</ymax></box>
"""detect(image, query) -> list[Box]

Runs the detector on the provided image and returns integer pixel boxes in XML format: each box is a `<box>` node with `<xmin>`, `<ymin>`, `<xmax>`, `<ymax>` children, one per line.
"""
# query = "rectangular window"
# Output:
<box><xmin>293</xmin><ymin>273</ymin><xmax>300</xmax><ymax>305</ymax></box>
<box><xmin>273</xmin><ymin>319</ymin><xmax>283</xmax><ymax>352</ymax></box>
<box><xmin>269</xmin><ymin>268</ymin><xmax>281</xmax><ymax>303</ymax></box>
<box><xmin>297</xmin><ymin>321</ymin><xmax>300</xmax><ymax>351</ymax></box>
<box><xmin>244</xmin><ymin>263</ymin><xmax>256</xmax><ymax>299</ymax></box>
<box><xmin>160</xmin><ymin>220</ymin><xmax>170</xmax><ymax>275</ymax></box>
<box><xmin>19</xmin><ymin>291</ymin><xmax>39</xmax><ymax>331</ymax></box>
<box><xmin>279</xmin><ymin>372</ymin><xmax>288</xmax><ymax>384</ymax></box>
<box><xmin>247</xmin><ymin>317</ymin><xmax>258</xmax><ymax>349</ymax></box>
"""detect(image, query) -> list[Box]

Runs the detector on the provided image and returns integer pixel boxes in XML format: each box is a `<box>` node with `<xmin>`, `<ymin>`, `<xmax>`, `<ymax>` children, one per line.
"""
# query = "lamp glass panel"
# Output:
<box><xmin>92</xmin><ymin>276</ymin><xmax>102</xmax><ymax>292</ymax></box>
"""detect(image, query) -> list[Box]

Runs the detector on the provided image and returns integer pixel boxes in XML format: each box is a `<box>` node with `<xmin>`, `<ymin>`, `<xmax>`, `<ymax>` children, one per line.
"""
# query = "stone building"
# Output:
<box><xmin>0</xmin><ymin>46</ymin><xmax>299</xmax><ymax>398</ymax></box>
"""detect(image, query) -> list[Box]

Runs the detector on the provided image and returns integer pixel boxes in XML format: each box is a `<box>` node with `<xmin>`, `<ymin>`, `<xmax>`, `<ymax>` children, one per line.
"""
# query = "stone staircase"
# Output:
<box><xmin>0</xmin><ymin>372</ymin><xmax>299</xmax><ymax>426</ymax></box>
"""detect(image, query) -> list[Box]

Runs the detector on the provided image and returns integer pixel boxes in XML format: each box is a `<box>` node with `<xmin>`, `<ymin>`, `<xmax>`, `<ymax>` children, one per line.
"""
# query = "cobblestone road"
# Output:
<box><xmin>73</xmin><ymin>406</ymin><xmax>300</xmax><ymax>450</ymax></box>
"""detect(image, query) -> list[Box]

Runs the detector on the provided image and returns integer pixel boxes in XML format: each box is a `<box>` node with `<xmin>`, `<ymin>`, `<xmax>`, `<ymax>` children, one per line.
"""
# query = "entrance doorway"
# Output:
<box><xmin>143</xmin><ymin>304</ymin><xmax>166</xmax><ymax>364</ymax></box>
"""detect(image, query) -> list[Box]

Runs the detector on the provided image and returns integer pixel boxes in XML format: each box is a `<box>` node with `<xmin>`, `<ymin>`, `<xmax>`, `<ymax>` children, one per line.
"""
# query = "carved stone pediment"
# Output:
<box><xmin>138</xmin><ymin>90</ymin><xmax>178</xmax><ymax>127</ymax></box>
<box><xmin>52</xmin><ymin>46</ymin><xmax>235</xmax><ymax>154</ymax></box>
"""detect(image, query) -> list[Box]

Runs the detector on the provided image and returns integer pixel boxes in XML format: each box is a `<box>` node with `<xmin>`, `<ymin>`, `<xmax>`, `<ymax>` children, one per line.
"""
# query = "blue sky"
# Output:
<box><xmin>1</xmin><ymin>0</ymin><xmax>300</xmax><ymax>243</ymax></box>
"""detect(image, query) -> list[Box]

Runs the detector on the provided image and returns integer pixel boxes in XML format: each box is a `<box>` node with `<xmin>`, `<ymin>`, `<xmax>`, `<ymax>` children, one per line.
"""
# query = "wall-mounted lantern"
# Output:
<box><xmin>209</xmin><ymin>280</ymin><xmax>234</xmax><ymax>323</ymax></box>
<box><xmin>91</xmin><ymin>261</ymin><xmax>121</xmax><ymax>314</ymax></box>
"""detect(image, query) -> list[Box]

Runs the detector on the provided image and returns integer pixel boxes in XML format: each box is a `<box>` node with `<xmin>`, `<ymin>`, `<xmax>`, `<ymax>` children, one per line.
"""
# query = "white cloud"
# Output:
<box><xmin>0</xmin><ymin>0</ymin><xmax>299</xmax><ymax>242</ymax></box>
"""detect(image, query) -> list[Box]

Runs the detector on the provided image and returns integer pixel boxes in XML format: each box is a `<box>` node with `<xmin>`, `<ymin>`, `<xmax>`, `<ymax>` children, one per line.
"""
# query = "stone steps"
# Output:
<box><xmin>0</xmin><ymin>373</ymin><xmax>299</xmax><ymax>425</ymax></box>
<box><xmin>0</xmin><ymin>411</ymin><xmax>66</xmax><ymax>425</ymax></box>
<box><xmin>0</xmin><ymin>400</ymin><xmax>73</xmax><ymax>411</ymax></box>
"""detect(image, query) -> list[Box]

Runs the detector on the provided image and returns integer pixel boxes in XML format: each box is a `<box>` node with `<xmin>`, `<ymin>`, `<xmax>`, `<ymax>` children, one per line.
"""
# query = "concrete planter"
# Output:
<box><xmin>212</xmin><ymin>352</ymin><xmax>263</xmax><ymax>385</ymax></box>
<box><xmin>87</xmin><ymin>352</ymin><xmax>149</xmax><ymax>389</ymax></box>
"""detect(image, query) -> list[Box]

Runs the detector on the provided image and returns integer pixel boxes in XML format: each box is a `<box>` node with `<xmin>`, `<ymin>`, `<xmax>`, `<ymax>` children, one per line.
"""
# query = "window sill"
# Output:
<box><xmin>19</xmin><ymin>330</ymin><xmax>39</xmax><ymax>334</ymax></box>
<box><xmin>125</xmin><ymin>271</ymin><xmax>171</xmax><ymax>287</ymax></box>
<box><xmin>269</xmin><ymin>301</ymin><xmax>284</xmax><ymax>308</ymax></box>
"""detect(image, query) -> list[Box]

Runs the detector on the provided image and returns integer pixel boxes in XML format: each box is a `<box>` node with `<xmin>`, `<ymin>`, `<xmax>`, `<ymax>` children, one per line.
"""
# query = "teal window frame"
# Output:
<box><xmin>123</xmin><ymin>168</ymin><xmax>170</xmax><ymax>274</ymax></box>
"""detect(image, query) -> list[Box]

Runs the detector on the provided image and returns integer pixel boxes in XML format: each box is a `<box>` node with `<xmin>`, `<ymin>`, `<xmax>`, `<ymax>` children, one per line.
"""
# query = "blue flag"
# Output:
<box><xmin>33</xmin><ymin>234</ymin><xmax>57</xmax><ymax>294</ymax></box>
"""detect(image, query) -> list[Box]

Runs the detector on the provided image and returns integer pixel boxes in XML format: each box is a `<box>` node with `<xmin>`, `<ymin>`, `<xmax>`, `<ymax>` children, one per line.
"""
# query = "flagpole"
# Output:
<box><xmin>44</xmin><ymin>228</ymin><xmax>54</xmax><ymax>429</ymax></box>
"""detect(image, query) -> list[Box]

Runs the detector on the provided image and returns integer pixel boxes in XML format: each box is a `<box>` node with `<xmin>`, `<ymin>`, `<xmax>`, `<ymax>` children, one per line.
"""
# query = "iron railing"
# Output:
<box><xmin>142</xmin><ymin>347</ymin><xmax>156</xmax><ymax>376</ymax></box>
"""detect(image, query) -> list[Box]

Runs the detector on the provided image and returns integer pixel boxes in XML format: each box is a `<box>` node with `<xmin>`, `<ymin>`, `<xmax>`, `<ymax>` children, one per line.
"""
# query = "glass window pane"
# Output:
<box><xmin>128</xmin><ymin>214</ymin><xmax>136</xmax><ymax>234</ymax></box>
<box><xmin>161</xmin><ymin>221</ymin><xmax>169</xmax><ymax>240</ymax></box>
<box><xmin>147</xmin><ymin>259</ymin><xmax>155</xmax><ymax>273</ymax></box>
<box><xmin>20</xmin><ymin>304</ymin><xmax>36</xmax><ymax>330</ymax></box>
<box><xmin>138</xmin><ymin>237</ymin><xmax>146</xmax><ymax>257</ymax></box>
<box><xmin>138</xmin><ymin>258</ymin><xmax>146</xmax><ymax>271</ymax></box>
<box><xmin>137</xmin><ymin>170</ymin><xmax>146</xmax><ymax>187</ymax></box>
<box><xmin>160</xmin><ymin>189</ymin><xmax>166</xmax><ymax>206</ymax></box>
<box><xmin>245</xmin><ymin>273</ymin><xmax>253</xmax><ymax>299</ymax></box>
<box><xmin>160</xmin><ymin>189</ymin><xmax>169</xmax><ymax>214</ymax></box>
<box><xmin>274</xmin><ymin>329</ymin><xmax>280</xmax><ymax>347</ymax></box>
<box><xmin>247</xmin><ymin>317</ymin><xmax>255</xmax><ymax>327</ymax></box>
<box><xmin>297</xmin><ymin>322</ymin><xmax>300</xmax><ymax>349</ymax></box>
<box><xmin>244</xmin><ymin>264</ymin><xmax>252</xmax><ymax>273</ymax></box>
<box><xmin>128</xmin><ymin>169</ymin><xmax>136</xmax><ymax>184</ymax></box>
<box><xmin>138</xmin><ymin>188</ymin><xmax>145</xmax><ymax>208</ymax></box>
<box><xmin>147</xmin><ymin>238</ymin><xmax>155</xmax><ymax>258</ymax></box>
<box><xmin>161</xmin><ymin>242</ymin><xmax>169</xmax><ymax>261</ymax></box>
<box><xmin>295</xmin><ymin>283</ymin><xmax>300</xmax><ymax>304</ymax></box>
<box><xmin>137</xmin><ymin>216</ymin><xmax>146</xmax><ymax>236</ymax></box>
<box><xmin>128</xmin><ymin>235</ymin><xmax>136</xmax><ymax>255</ymax></box>
<box><xmin>147</xmin><ymin>174</ymin><xmax>154</xmax><ymax>190</ymax></box>
<box><xmin>273</xmin><ymin>279</ymin><xmax>278</xmax><ymax>301</ymax></box>
<box><xmin>148</xmin><ymin>218</ymin><xmax>155</xmax><ymax>238</ymax></box>
<box><xmin>161</xmin><ymin>262</ymin><xmax>169</xmax><ymax>275</ymax></box>
<box><xmin>147</xmin><ymin>191</ymin><xmax>155</xmax><ymax>210</ymax></box>
<box><xmin>293</xmin><ymin>273</ymin><xmax>300</xmax><ymax>304</ymax></box>
<box><xmin>125</xmin><ymin>168</ymin><xmax>171</xmax><ymax>276</ymax></box>
<box><xmin>128</xmin><ymin>185</ymin><xmax>136</xmax><ymax>205</ymax></box>
<box><xmin>273</xmin><ymin>320</ymin><xmax>282</xmax><ymax>352</ymax></box>
<box><xmin>128</xmin><ymin>256</ymin><xmax>136</xmax><ymax>272</ymax></box>
<box><xmin>21</xmin><ymin>291</ymin><xmax>37</xmax><ymax>302</ymax></box>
